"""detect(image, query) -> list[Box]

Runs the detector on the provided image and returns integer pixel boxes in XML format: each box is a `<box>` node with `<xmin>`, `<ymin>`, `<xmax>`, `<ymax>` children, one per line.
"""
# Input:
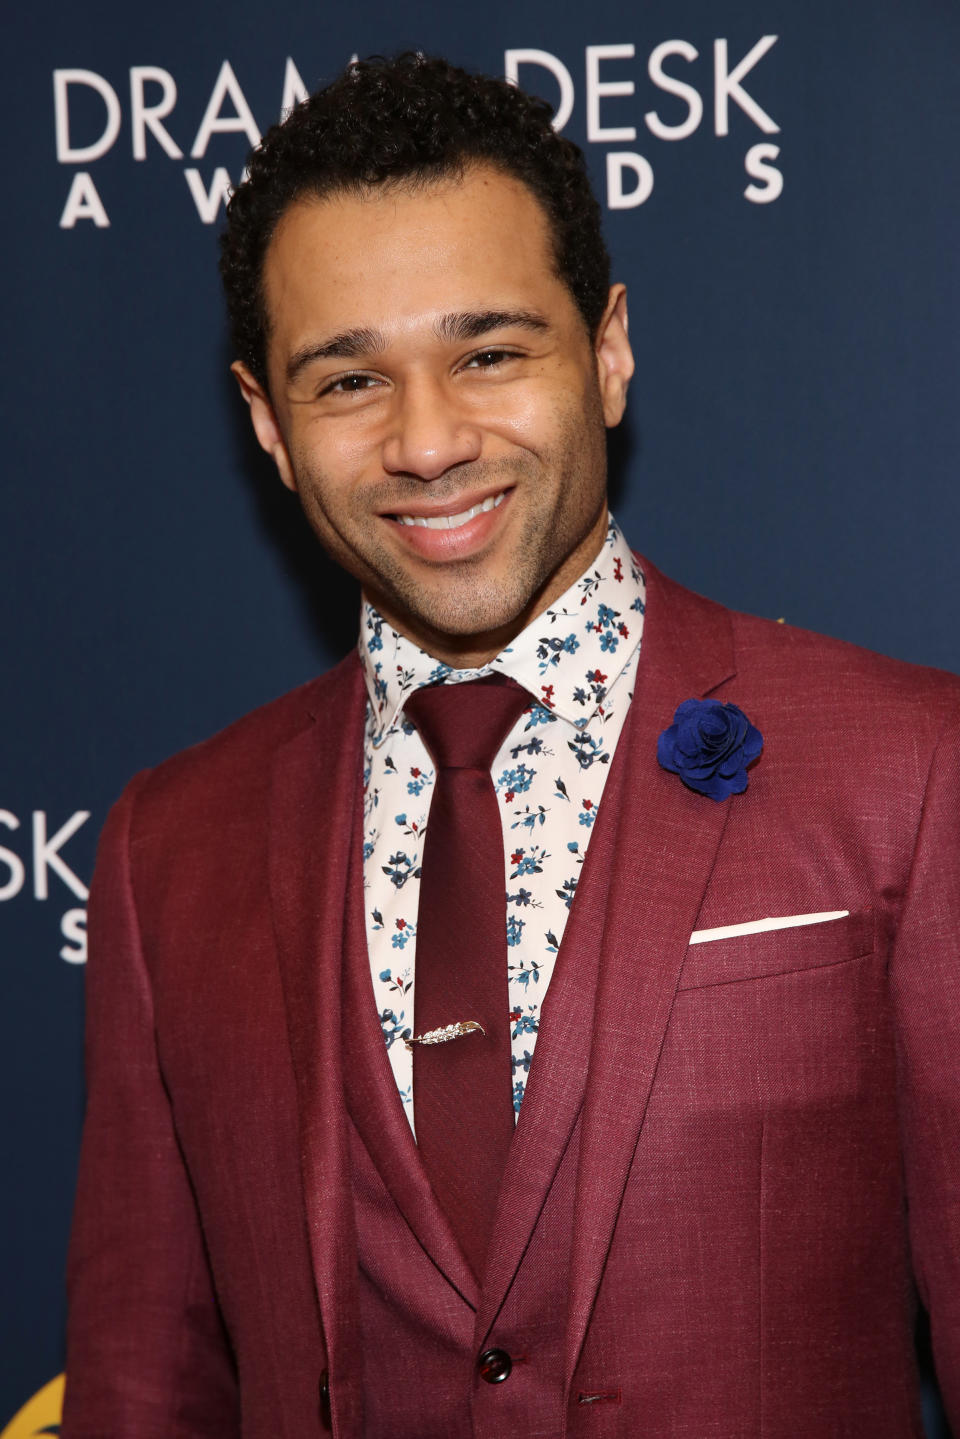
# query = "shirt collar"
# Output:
<box><xmin>358</xmin><ymin>514</ymin><xmax>646</xmax><ymax>743</ymax></box>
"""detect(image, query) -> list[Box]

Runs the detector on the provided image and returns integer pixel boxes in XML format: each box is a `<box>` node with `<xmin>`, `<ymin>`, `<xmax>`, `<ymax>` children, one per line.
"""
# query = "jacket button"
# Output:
<box><xmin>478</xmin><ymin>1348</ymin><xmax>512</xmax><ymax>1384</ymax></box>
<box><xmin>319</xmin><ymin>1369</ymin><xmax>331</xmax><ymax>1430</ymax></box>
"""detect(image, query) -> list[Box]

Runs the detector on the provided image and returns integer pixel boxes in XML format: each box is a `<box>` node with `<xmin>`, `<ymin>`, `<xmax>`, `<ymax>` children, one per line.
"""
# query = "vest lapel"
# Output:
<box><xmin>561</xmin><ymin>561</ymin><xmax>738</xmax><ymax>1395</ymax></box>
<box><xmin>473</xmin><ymin>701</ymin><xmax>626</xmax><ymax>1346</ymax></box>
<box><xmin>341</xmin><ymin>794</ymin><xmax>480</xmax><ymax>1311</ymax></box>
<box><xmin>268</xmin><ymin>653</ymin><xmax>368</xmax><ymax>1434</ymax></box>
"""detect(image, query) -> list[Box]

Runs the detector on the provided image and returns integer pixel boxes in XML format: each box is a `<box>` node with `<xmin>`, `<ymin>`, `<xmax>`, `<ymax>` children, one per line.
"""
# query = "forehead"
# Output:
<box><xmin>260</xmin><ymin>165</ymin><xmax>572</xmax><ymax>356</ymax></box>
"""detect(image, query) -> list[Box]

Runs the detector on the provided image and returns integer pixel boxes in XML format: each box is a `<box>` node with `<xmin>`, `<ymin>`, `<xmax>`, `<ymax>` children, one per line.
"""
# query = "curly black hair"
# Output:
<box><xmin>220</xmin><ymin>53</ymin><xmax>610</xmax><ymax>388</ymax></box>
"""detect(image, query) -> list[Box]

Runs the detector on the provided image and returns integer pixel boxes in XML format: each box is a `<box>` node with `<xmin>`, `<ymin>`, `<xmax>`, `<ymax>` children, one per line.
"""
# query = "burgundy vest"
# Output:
<box><xmin>339</xmin><ymin>719</ymin><xmax>624</xmax><ymax>1438</ymax></box>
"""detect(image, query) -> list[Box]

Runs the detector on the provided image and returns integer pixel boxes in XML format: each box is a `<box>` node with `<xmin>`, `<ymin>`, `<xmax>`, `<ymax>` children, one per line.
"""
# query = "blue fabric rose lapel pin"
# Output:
<box><xmin>657</xmin><ymin>699</ymin><xmax>763</xmax><ymax>801</ymax></box>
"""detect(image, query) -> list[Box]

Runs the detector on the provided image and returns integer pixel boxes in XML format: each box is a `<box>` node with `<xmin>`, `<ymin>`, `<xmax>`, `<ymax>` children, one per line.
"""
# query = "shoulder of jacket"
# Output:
<box><xmin>116</xmin><ymin>650</ymin><xmax>365</xmax><ymax>828</ymax></box>
<box><xmin>639</xmin><ymin>551</ymin><xmax>960</xmax><ymax>736</ymax></box>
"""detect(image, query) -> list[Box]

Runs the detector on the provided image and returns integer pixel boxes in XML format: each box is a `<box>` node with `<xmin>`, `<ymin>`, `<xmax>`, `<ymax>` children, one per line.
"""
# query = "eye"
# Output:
<box><xmin>463</xmin><ymin>348</ymin><xmax>517</xmax><ymax>370</ymax></box>
<box><xmin>319</xmin><ymin>372</ymin><xmax>380</xmax><ymax>397</ymax></box>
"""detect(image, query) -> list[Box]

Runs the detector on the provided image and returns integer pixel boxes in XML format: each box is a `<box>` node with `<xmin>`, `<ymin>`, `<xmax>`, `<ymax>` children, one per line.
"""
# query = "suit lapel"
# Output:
<box><xmin>268</xmin><ymin>652</ymin><xmax>368</xmax><ymax>1432</ymax></box>
<box><xmin>273</xmin><ymin>653</ymin><xmax>479</xmax><ymax>1323</ymax></box>
<box><xmin>561</xmin><ymin>560</ymin><xmax>738</xmax><ymax>1389</ymax></box>
<box><xmin>478</xmin><ymin>561</ymin><xmax>739</xmax><ymax>1351</ymax></box>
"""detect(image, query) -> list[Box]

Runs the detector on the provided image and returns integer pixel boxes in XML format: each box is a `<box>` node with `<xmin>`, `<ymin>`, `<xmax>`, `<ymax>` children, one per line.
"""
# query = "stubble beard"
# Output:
<box><xmin>366</xmin><ymin>498</ymin><xmax>560</xmax><ymax>645</ymax></box>
<box><xmin>294</xmin><ymin>399</ymin><xmax>609</xmax><ymax>659</ymax></box>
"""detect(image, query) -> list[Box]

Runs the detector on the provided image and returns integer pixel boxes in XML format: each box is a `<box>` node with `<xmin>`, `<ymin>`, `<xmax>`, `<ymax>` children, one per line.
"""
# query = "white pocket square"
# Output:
<box><xmin>689</xmin><ymin>910</ymin><xmax>849</xmax><ymax>945</ymax></box>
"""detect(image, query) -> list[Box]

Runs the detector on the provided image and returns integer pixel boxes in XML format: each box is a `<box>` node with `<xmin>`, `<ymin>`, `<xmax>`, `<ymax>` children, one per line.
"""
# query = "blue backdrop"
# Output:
<box><xmin>2</xmin><ymin>1</ymin><xmax>958</xmax><ymax>1432</ymax></box>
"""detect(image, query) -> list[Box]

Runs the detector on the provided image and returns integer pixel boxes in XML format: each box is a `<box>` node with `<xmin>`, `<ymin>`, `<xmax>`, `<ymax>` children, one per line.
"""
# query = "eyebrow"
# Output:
<box><xmin>285</xmin><ymin>308</ymin><xmax>549</xmax><ymax>384</ymax></box>
<box><xmin>286</xmin><ymin>327</ymin><xmax>384</xmax><ymax>382</ymax></box>
<box><xmin>435</xmin><ymin>309</ymin><xmax>550</xmax><ymax>343</ymax></box>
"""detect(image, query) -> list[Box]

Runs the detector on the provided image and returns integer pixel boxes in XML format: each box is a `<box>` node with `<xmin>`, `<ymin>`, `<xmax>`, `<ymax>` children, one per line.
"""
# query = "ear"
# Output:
<box><xmin>230</xmin><ymin>361</ymin><xmax>298</xmax><ymax>492</ymax></box>
<box><xmin>594</xmin><ymin>284</ymin><xmax>634</xmax><ymax>428</ymax></box>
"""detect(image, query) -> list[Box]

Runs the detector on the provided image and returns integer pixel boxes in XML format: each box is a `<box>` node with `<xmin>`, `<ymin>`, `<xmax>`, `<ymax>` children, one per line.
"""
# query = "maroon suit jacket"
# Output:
<box><xmin>63</xmin><ymin>560</ymin><xmax>960</xmax><ymax>1438</ymax></box>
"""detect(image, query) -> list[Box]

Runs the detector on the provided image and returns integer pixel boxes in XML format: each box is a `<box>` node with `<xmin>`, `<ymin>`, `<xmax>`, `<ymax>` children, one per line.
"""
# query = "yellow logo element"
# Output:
<box><xmin>0</xmin><ymin>1374</ymin><xmax>64</xmax><ymax>1439</ymax></box>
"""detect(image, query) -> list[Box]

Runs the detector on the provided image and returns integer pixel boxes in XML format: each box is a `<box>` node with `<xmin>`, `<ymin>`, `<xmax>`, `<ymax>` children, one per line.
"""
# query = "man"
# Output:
<box><xmin>63</xmin><ymin>53</ymin><xmax>960</xmax><ymax>1439</ymax></box>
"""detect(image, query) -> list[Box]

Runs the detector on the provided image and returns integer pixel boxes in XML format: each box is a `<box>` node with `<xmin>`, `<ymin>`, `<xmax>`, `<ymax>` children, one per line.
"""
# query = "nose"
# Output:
<box><xmin>381</xmin><ymin>375</ymin><xmax>482</xmax><ymax>480</ymax></box>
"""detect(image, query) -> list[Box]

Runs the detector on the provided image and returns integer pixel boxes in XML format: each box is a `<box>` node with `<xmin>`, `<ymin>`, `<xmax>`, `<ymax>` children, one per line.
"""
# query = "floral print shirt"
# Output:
<box><xmin>359</xmin><ymin>515</ymin><xmax>646</xmax><ymax>1131</ymax></box>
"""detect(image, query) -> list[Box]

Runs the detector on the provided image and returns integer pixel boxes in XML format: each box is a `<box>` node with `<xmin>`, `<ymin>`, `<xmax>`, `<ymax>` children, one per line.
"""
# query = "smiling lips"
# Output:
<box><xmin>394</xmin><ymin>489</ymin><xmax>507</xmax><ymax>530</ymax></box>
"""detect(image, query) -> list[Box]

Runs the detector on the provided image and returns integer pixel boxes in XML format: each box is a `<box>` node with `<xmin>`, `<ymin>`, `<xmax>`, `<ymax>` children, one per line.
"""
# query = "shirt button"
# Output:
<box><xmin>478</xmin><ymin>1348</ymin><xmax>513</xmax><ymax>1384</ymax></box>
<box><xmin>319</xmin><ymin>1369</ymin><xmax>331</xmax><ymax>1429</ymax></box>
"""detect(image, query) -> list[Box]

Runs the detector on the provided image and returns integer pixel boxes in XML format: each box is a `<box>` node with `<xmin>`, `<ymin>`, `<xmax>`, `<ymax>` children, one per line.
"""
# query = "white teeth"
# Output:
<box><xmin>397</xmin><ymin>490</ymin><xmax>506</xmax><ymax>531</ymax></box>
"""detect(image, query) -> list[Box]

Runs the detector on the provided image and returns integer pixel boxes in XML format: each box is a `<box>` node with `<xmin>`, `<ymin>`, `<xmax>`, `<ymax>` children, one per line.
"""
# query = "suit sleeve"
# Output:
<box><xmin>889</xmin><ymin>705</ymin><xmax>960</xmax><ymax>1426</ymax></box>
<box><xmin>62</xmin><ymin>774</ymin><xmax>241</xmax><ymax>1439</ymax></box>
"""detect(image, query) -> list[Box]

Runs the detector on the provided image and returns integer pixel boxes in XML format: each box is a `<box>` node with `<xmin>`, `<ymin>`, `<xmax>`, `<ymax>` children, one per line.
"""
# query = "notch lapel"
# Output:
<box><xmin>268</xmin><ymin>652</ymin><xmax>368</xmax><ymax>1433</ymax></box>
<box><xmin>477</xmin><ymin>562</ymin><xmax>739</xmax><ymax>1351</ymax></box>
<box><xmin>561</xmin><ymin>561</ymin><xmax>739</xmax><ymax>1393</ymax></box>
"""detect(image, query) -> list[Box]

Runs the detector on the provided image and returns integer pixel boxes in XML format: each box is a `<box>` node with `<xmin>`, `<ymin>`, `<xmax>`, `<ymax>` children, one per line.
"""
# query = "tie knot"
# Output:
<box><xmin>405</xmin><ymin>675</ymin><xmax>531</xmax><ymax>772</ymax></box>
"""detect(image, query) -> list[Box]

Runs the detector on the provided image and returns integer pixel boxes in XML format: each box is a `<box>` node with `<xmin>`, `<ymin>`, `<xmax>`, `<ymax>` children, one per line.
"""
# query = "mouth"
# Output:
<box><xmin>382</xmin><ymin>486</ymin><xmax>514</xmax><ymax>561</ymax></box>
<box><xmin>392</xmin><ymin>489</ymin><xmax>508</xmax><ymax>531</ymax></box>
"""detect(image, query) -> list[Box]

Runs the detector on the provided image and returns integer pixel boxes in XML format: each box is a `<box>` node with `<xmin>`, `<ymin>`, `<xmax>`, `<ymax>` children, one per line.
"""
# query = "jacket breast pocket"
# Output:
<box><xmin>676</xmin><ymin>908</ymin><xmax>875</xmax><ymax>991</ymax></box>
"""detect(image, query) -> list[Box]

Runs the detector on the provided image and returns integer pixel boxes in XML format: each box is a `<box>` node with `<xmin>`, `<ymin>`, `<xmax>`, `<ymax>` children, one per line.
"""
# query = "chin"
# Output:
<box><xmin>414</xmin><ymin>581</ymin><xmax>534</xmax><ymax>641</ymax></box>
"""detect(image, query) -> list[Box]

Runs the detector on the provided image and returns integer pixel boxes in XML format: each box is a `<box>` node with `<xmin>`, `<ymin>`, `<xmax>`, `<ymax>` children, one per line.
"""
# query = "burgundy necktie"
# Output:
<box><xmin>404</xmin><ymin>675</ymin><xmax>531</xmax><ymax>1279</ymax></box>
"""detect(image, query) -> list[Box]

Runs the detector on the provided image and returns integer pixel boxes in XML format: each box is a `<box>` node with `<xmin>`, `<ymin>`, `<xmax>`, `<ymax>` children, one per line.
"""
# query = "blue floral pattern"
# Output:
<box><xmin>360</xmin><ymin>516</ymin><xmax>645</xmax><ymax>1128</ymax></box>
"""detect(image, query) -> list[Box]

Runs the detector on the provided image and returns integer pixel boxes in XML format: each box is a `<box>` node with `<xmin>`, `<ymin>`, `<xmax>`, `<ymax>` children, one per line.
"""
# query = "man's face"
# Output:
<box><xmin>234</xmin><ymin>164</ymin><xmax>633</xmax><ymax>666</ymax></box>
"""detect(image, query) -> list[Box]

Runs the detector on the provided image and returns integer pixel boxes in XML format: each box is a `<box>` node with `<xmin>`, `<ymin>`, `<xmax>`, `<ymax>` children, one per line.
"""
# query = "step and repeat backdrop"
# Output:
<box><xmin>2</xmin><ymin>0</ymin><xmax>958</xmax><ymax>1433</ymax></box>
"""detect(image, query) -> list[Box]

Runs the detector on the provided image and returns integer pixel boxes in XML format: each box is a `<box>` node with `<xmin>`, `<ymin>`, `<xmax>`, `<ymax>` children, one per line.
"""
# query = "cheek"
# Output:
<box><xmin>481</xmin><ymin>381</ymin><xmax>579</xmax><ymax>459</ymax></box>
<box><xmin>289</xmin><ymin>429</ymin><xmax>368</xmax><ymax>517</ymax></box>
<box><xmin>495</xmin><ymin>398</ymin><xmax>547</xmax><ymax>448</ymax></box>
